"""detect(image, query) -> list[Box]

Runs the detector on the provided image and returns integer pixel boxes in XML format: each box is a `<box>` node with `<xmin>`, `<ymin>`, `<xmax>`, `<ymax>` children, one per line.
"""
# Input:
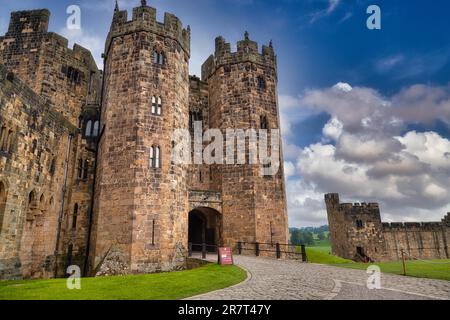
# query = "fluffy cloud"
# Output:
<box><xmin>283</xmin><ymin>82</ymin><xmax>450</xmax><ymax>227</ymax></box>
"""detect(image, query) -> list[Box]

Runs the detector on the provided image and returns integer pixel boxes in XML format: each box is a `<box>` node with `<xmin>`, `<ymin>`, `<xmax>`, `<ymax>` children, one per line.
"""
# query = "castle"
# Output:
<box><xmin>325</xmin><ymin>194</ymin><xmax>450</xmax><ymax>262</ymax></box>
<box><xmin>0</xmin><ymin>1</ymin><xmax>288</xmax><ymax>280</ymax></box>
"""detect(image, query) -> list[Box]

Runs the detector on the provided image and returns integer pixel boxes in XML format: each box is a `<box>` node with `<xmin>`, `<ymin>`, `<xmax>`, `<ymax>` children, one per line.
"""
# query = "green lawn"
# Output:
<box><xmin>305</xmin><ymin>246</ymin><xmax>450</xmax><ymax>281</ymax></box>
<box><xmin>0</xmin><ymin>263</ymin><xmax>247</xmax><ymax>300</ymax></box>
<box><xmin>334</xmin><ymin>260</ymin><xmax>450</xmax><ymax>281</ymax></box>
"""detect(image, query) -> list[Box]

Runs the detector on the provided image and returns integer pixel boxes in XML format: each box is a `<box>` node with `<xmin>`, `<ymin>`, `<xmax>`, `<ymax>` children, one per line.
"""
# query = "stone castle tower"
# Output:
<box><xmin>91</xmin><ymin>1</ymin><xmax>191</xmax><ymax>274</ymax></box>
<box><xmin>325</xmin><ymin>194</ymin><xmax>449</xmax><ymax>262</ymax></box>
<box><xmin>0</xmin><ymin>1</ymin><xmax>288</xmax><ymax>279</ymax></box>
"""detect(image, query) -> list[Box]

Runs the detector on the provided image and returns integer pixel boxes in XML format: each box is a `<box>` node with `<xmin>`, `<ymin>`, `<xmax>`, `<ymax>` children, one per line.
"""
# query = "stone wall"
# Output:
<box><xmin>325</xmin><ymin>193</ymin><xmax>450</xmax><ymax>262</ymax></box>
<box><xmin>0</xmin><ymin>9</ymin><xmax>101</xmax><ymax>279</ymax></box>
<box><xmin>90</xmin><ymin>3</ymin><xmax>190</xmax><ymax>275</ymax></box>
<box><xmin>201</xmin><ymin>33</ymin><xmax>288</xmax><ymax>248</ymax></box>
<box><xmin>0</xmin><ymin>64</ymin><xmax>77</xmax><ymax>279</ymax></box>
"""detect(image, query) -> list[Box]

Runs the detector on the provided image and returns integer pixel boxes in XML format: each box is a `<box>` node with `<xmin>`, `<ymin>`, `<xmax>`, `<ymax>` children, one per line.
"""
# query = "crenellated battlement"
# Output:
<box><xmin>6</xmin><ymin>9</ymin><xmax>50</xmax><ymax>35</ymax></box>
<box><xmin>382</xmin><ymin>221</ymin><xmax>444</xmax><ymax>231</ymax></box>
<box><xmin>105</xmin><ymin>2</ymin><xmax>190</xmax><ymax>57</ymax></box>
<box><xmin>201</xmin><ymin>32</ymin><xmax>276</xmax><ymax>81</ymax></box>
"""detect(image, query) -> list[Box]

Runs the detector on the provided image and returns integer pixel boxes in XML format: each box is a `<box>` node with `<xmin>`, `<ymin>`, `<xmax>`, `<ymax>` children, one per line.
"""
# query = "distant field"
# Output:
<box><xmin>305</xmin><ymin>245</ymin><xmax>450</xmax><ymax>281</ymax></box>
<box><xmin>335</xmin><ymin>260</ymin><xmax>450</xmax><ymax>282</ymax></box>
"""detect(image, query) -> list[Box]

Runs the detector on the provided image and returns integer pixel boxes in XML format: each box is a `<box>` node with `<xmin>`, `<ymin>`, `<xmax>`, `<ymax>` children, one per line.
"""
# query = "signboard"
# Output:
<box><xmin>218</xmin><ymin>247</ymin><xmax>234</xmax><ymax>265</ymax></box>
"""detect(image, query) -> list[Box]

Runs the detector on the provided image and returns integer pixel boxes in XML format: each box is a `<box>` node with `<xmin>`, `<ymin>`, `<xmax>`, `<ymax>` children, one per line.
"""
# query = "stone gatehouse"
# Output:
<box><xmin>325</xmin><ymin>193</ymin><xmax>450</xmax><ymax>262</ymax></box>
<box><xmin>0</xmin><ymin>1</ymin><xmax>288</xmax><ymax>279</ymax></box>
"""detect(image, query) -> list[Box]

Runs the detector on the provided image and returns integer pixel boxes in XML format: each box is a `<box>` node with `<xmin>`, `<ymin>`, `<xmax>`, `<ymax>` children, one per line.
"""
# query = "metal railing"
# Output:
<box><xmin>236</xmin><ymin>241</ymin><xmax>307</xmax><ymax>262</ymax></box>
<box><xmin>188</xmin><ymin>243</ymin><xmax>218</xmax><ymax>260</ymax></box>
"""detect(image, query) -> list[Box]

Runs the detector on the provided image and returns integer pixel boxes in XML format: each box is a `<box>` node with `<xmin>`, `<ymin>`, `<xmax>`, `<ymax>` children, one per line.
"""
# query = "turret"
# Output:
<box><xmin>90</xmin><ymin>2</ymin><xmax>190</xmax><ymax>275</ymax></box>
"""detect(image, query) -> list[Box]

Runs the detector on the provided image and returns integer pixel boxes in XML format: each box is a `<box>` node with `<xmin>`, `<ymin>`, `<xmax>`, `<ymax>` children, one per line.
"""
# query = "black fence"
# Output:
<box><xmin>188</xmin><ymin>242</ymin><xmax>308</xmax><ymax>262</ymax></box>
<box><xmin>188</xmin><ymin>243</ymin><xmax>218</xmax><ymax>259</ymax></box>
<box><xmin>236</xmin><ymin>241</ymin><xmax>307</xmax><ymax>262</ymax></box>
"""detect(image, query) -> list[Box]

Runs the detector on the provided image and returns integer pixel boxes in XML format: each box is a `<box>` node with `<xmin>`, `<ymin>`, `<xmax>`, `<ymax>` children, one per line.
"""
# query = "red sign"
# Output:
<box><xmin>218</xmin><ymin>247</ymin><xmax>234</xmax><ymax>265</ymax></box>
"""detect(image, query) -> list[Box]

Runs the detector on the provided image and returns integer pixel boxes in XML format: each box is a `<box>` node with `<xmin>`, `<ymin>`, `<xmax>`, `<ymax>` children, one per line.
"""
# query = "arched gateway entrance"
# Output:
<box><xmin>188</xmin><ymin>207</ymin><xmax>222</xmax><ymax>252</ymax></box>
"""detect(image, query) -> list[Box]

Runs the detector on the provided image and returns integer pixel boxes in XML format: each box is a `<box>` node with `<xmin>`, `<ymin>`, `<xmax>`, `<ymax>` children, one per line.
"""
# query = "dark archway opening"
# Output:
<box><xmin>188</xmin><ymin>208</ymin><xmax>222</xmax><ymax>252</ymax></box>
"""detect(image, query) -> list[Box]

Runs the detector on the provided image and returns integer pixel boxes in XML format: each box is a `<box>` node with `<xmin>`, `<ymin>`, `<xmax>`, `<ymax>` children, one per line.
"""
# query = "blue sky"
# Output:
<box><xmin>1</xmin><ymin>0</ymin><xmax>450</xmax><ymax>226</ymax></box>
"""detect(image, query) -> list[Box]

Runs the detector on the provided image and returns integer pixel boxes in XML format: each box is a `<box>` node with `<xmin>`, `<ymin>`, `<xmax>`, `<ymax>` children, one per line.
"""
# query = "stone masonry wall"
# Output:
<box><xmin>0</xmin><ymin>64</ymin><xmax>77</xmax><ymax>279</ymax></box>
<box><xmin>326</xmin><ymin>194</ymin><xmax>450</xmax><ymax>262</ymax></box>
<box><xmin>90</xmin><ymin>3</ymin><xmax>190</xmax><ymax>275</ymax></box>
<box><xmin>201</xmin><ymin>33</ymin><xmax>289</xmax><ymax>249</ymax></box>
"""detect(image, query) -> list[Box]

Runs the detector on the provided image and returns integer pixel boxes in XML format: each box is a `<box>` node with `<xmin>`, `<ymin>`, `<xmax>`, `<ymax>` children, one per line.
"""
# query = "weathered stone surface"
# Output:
<box><xmin>0</xmin><ymin>2</ymin><xmax>289</xmax><ymax>279</ymax></box>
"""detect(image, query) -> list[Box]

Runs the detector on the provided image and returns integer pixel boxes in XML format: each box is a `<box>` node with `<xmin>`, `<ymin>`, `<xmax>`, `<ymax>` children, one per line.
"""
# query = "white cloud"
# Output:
<box><xmin>309</xmin><ymin>0</ymin><xmax>341</xmax><ymax>23</ymax></box>
<box><xmin>284</xmin><ymin>82</ymin><xmax>450</xmax><ymax>227</ymax></box>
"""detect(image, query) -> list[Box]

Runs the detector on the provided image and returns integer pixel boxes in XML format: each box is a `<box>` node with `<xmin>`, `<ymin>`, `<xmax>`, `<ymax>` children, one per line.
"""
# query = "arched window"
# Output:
<box><xmin>260</xmin><ymin>115</ymin><xmax>268</xmax><ymax>130</ymax></box>
<box><xmin>150</xmin><ymin>146</ymin><xmax>155</xmax><ymax>168</ymax></box>
<box><xmin>39</xmin><ymin>194</ymin><xmax>46</xmax><ymax>213</ymax></box>
<box><xmin>85</xmin><ymin>120</ymin><xmax>92</xmax><ymax>137</ymax></box>
<box><xmin>49</xmin><ymin>158</ymin><xmax>56</xmax><ymax>175</ymax></box>
<box><xmin>153</xmin><ymin>51</ymin><xmax>165</xmax><ymax>65</ymax></box>
<box><xmin>27</xmin><ymin>190</ymin><xmax>37</xmax><ymax>221</ymax></box>
<box><xmin>72</xmin><ymin>203</ymin><xmax>78</xmax><ymax>230</ymax></box>
<box><xmin>155</xmin><ymin>146</ymin><xmax>161</xmax><ymax>169</ymax></box>
<box><xmin>0</xmin><ymin>182</ymin><xmax>7</xmax><ymax>234</ymax></box>
<box><xmin>92</xmin><ymin>121</ymin><xmax>100</xmax><ymax>137</ymax></box>
<box><xmin>151</xmin><ymin>96</ymin><xmax>162</xmax><ymax>115</ymax></box>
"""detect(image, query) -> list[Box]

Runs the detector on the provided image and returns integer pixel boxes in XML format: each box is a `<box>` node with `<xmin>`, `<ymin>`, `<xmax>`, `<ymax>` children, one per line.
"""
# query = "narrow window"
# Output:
<box><xmin>32</xmin><ymin>139</ymin><xmax>37</xmax><ymax>154</ymax></box>
<box><xmin>92</xmin><ymin>121</ymin><xmax>100</xmax><ymax>137</ymax></box>
<box><xmin>85</xmin><ymin>120</ymin><xmax>92</xmax><ymax>137</ymax></box>
<box><xmin>199</xmin><ymin>170</ymin><xmax>203</xmax><ymax>183</ymax></box>
<box><xmin>151</xmin><ymin>96</ymin><xmax>157</xmax><ymax>114</ymax></box>
<box><xmin>78</xmin><ymin>159</ymin><xmax>83</xmax><ymax>179</ymax></box>
<box><xmin>150</xmin><ymin>146</ymin><xmax>155</xmax><ymax>168</ymax></box>
<box><xmin>158</xmin><ymin>52</ymin><xmax>165</xmax><ymax>65</ymax></box>
<box><xmin>257</xmin><ymin>76</ymin><xmax>266</xmax><ymax>90</ymax></box>
<box><xmin>155</xmin><ymin>146</ymin><xmax>161</xmax><ymax>169</ymax></box>
<box><xmin>72</xmin><ymin>204</ymin><xmax>78</xmax><ymax>230</ymax></box>
<box><xmin>356</xmin><ymin>220</ymin><xmax>364</xmax><ymax>229</ymax></box>
<box><xmin>260</xmin><ymin>115</ymin><xmax>268</xmax><ymax>130</ymax></box>
<box><xmin>83</xmin><ymin>160</ymin><xmax>89</xmax><ymax>180</ymax></box>
<box><xmin>153</xmin><ymin>52</ymin><xmax>159</xmax><ymax>64</ymax></box>
<box><xmin>152</xmin><ymin>220</ymin><xmax>155</xmax><ymax>246</ymax></box>
<box><xmin>49</xmin><ymin>158</ymin><xmax>56</xmax><ymax>175</ymax></box>
<box><xmin>157</xmin><ymin>97</ymin><xmax>162</xmax><ymax>115</ymax></box>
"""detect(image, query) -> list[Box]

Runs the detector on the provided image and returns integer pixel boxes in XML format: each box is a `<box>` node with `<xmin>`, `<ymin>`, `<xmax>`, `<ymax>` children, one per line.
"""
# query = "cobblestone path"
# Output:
<box><xmin>188</xmin><ymin>256</ymin><xmax>450</xmax><ymax>300</ymax></box>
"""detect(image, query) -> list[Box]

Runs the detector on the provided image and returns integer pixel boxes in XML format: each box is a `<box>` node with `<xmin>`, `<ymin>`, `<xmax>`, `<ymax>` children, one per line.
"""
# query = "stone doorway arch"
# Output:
<box><xmin>188</xmin><ymin>207</ymin><xmax>222</xmax><ymax>252</ymax></box>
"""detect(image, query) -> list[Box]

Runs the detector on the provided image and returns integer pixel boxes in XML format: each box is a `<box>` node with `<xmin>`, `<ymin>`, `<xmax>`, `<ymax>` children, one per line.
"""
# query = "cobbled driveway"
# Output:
<box><xmin>188</xmin><ymin>256</ymin><xmax>450</xmax><ymax>300</ymax></box>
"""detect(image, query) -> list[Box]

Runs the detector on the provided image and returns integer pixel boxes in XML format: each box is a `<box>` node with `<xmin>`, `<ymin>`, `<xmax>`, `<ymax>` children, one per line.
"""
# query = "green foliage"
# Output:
<box><xmin>0</xmin><ymin>263</ymin><xmax>247</xmax><ymax>300</ymax></box>
<box><xmin>290</xmin><ymin>229</ymin><xmax>315</xmax><ymax>246</ymax></box>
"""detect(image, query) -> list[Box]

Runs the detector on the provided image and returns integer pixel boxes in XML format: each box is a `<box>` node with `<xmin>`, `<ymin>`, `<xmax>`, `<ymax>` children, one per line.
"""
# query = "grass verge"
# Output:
<box><xmin>0</xmin><ymin>263</ymin><xmax>247</xmax><ymax>300</ymax></box>
<box><xmin>305</xmin><ymin>246</ymin><xmax>450</xmax><ymax>281</ymax></box>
